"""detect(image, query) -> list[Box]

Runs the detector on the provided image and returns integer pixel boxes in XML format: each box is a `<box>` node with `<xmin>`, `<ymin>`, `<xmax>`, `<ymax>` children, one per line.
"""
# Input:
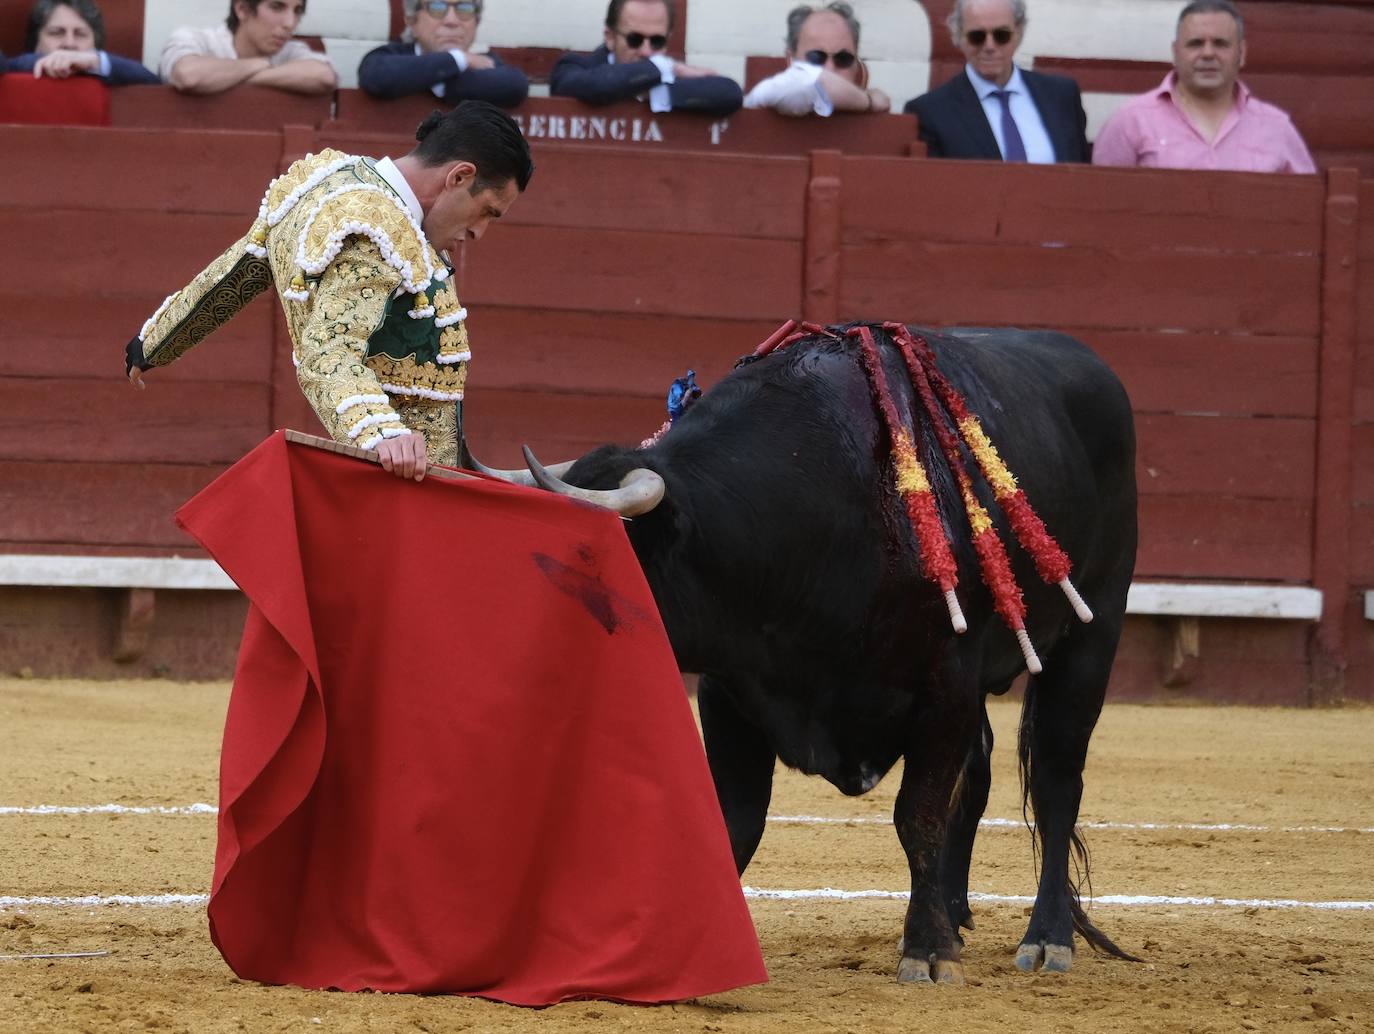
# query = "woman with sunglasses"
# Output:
<box><xmin>358</xmin><ymin>0</ymin><xmax>527</xmax><ymax>108</ymax></box>
<box><xmin>902</xmin><ymin>0</ymin><xmax>1088</xmax><ymax>162</ymax></box>
<box><xmin>744</xmin><ymin>2</ymin><xmax>888</xmax><ymax>117</ymax></box>
<box><xmin>551</xmin><ymin>0</ymin><xmax>742</xmax><ymax>117</ymax></box>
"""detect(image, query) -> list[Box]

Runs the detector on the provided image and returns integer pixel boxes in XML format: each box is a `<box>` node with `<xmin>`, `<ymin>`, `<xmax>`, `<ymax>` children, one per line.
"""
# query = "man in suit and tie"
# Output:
<box><xmin>904</xmin><ymin>0</ymin><xmax>1088</xmax><ymax>163</ymax></box>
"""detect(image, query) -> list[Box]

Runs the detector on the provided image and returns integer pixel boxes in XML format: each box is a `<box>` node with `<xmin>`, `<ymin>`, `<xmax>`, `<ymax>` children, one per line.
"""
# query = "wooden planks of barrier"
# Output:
<box><xmin>328</xmin><ymin>92</ymin><xmax>920</xmax><ymax>157</ymax></box>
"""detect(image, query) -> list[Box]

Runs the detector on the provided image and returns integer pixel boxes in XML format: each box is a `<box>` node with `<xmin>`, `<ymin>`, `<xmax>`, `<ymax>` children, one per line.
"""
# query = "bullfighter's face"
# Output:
<box><xmin>423</xmin><ymin>164</ymin><xmax>520</xmax><ymax>261</ymax></box>
<box><xmin>957</xmin><ymin>0</ymin><xmax>1022</xmax><ymax>87</ymax></box>
<box><xmin>1172</xmin><ymin>11</ymin><xmax>1246</xmax><ymax>100</ymax></box>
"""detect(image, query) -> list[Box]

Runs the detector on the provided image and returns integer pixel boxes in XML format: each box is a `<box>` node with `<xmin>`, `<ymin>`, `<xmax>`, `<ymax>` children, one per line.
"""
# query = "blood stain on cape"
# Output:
<box><xmin>532</xmin><ymin>551</ymin><xmax>651</xmax><ymax>634</ymax></box>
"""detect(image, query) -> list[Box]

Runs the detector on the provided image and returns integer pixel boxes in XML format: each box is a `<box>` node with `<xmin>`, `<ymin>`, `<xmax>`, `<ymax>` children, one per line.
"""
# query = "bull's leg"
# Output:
<box><xmin>938</xmin><ymin>697</ymin><xmax>998</xmax><ymax>936</ymax></box>
<box><xmin>894</xmin><ymin>685</ymin><xmax>979</xmax><ymax>985</ymax></box>
<box><xmin>698</xmin><ymin>674</ymin><xmax>776</xmax><ymax>875</ymax></box>
<box><xmin>1015</xmin><ymin>615</ymin><xmax>1128</xmax><ymax>974</ymax></box>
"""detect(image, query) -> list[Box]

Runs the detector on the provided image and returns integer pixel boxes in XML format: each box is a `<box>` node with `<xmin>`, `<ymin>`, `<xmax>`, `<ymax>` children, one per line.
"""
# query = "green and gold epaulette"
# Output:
<box><xmin>252</xmin><ymin>150</ymin><xmax>443</xmax><ymax>318</ymax></box>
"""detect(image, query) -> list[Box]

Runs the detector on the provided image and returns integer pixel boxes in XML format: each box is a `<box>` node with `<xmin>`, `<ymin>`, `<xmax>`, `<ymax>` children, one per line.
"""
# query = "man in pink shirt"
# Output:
<box><xmin>1093</xmin><ymin>0</ymin><xmax>1314</xmax><ymax>174</ymax></box>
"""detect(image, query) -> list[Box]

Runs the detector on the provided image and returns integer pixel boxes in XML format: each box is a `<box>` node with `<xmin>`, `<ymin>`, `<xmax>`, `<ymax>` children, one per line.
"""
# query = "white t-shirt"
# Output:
<box><xmin>743</xmin><ymin>61</ymin><xmax>833</xmax><ymax>117</ymax></box>
<box><xmin>159</xmin><ymin>24</ymin><xmax>334</xmax><ymax>81</ymax></box>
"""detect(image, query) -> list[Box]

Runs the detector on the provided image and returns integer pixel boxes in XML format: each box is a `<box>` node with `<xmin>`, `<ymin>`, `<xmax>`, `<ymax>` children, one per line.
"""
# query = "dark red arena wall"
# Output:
<box><xmin>0</xmin><ymin>112</ymin><xmax>1369</xmax><ymax>700</ymax></box>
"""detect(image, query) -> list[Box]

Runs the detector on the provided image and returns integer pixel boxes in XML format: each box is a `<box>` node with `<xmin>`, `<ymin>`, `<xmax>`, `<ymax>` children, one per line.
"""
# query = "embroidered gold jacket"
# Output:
<box><xmin>133</xmin><ymin>150</ymin><xmax>470</xmax><ymax>464</ymax></box>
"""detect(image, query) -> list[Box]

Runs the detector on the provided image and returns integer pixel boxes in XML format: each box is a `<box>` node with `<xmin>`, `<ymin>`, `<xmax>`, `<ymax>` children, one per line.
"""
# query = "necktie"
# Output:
<box><xmin>993</xmin><ymin>89</ymin><xmax>1028</xmax><ymax>162</ymax></box>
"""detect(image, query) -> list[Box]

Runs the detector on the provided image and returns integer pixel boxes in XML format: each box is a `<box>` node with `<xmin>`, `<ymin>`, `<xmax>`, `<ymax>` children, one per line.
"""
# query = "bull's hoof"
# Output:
<box><xmin>1014</xmin><ymin>942</ymin><xmax>1044</xmax><ymax>972</ymax></box>
<box><xmin>961</xmin><ymin>914</ymin><xmax>977</xmax><ymax>932</ymax></box>
<box><xmin>1042</xmin><ymin>945</ymin><xmax>1074</xmax><ymax>973</ymax></box>
<box><xmin>933</xmin><ymin>960</ymin><xmax>965</xmax><ymax>985</ymax></box>
<box><xmin>1014</xmin><ymin>942</ymin><xmax>1074</xmax><ymax>973</ymax></box>
<box><xmin>897</xmin><ymin>957</ymin><xmax>932</xmax><ymax>984</ymax></box>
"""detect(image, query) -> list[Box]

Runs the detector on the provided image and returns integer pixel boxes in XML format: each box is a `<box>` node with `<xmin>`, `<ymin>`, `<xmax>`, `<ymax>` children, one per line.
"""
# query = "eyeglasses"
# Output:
<box><xmin>965</xmin><ymin>27</ymin><xmax>1015</xmax><ymax>46</ymax></box>
<box><xmin>803</xmin><ymin>48</ymin><xmax>856</xmax><ymax>70</ymax></box>
<box><xmin>614</xmin><ymin>29</ymin><xmax>668</xmax><ymax>51</ymax></box>
<box><xmin>422</xmin><ymin>0</ymin><xmax>480</xmax><ymax>19</ymax></box>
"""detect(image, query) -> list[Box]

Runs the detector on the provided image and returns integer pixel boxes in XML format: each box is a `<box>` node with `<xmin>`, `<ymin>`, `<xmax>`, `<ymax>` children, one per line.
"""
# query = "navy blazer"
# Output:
<box><xmin>550</xmin><ymin>44</ymin><xmax>741</xmax><ymax>116</ymax></box>
<box><xmin>6</xmin><ymin>50</ymin><xmax>159</xmax><ymax>86</ymax></box>
<box><xmin>904</xmin><ymin>67</ymin><xmax>1089</xmax><ymax>163</ymax></box>
<box><xmin>358</xmin><ymin>40</ymin><xmax>528</xmax><ymax>108</ymax></box>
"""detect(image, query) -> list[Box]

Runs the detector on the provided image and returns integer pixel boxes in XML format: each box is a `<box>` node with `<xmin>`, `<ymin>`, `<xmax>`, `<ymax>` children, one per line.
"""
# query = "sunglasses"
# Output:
<box><xmin>423</xmin><ymin>0</ymin><xmax>480</xmax><ymax>18</ymax></box>
<box><xmin>803</xmin><ymin>48</ymin><xmax>856</xmax><ymax>70</ymax></box>
<box><xmin>614</xmin><ymin>29</ymin><xmax>668</xmax><ymax>50</ymax></box>
<box><xmin>965</xmin><ymin>27</ymin><xmax>1015</xmax><ymax>46</ymax></box>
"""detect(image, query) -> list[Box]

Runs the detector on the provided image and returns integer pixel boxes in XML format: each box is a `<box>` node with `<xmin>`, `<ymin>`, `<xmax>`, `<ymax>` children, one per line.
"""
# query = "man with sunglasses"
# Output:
<box><xmin>744</xmin><ymin>2</ymin><xmax>889</xmax><ymax>117</ymax></box>
<box><xmin>358</xmin><ymin>0</ymin><xmax>527</xmax><ymax>108</ymax></box>
<box><xmin>551</xmin><ymin>0</ymin><xmax>741</xmax><ymax>116</ymax></box>
<box><xmin>903</xmin><ymin>0</ymin><xmax>1088</xmax><ymax>163</ymax></box>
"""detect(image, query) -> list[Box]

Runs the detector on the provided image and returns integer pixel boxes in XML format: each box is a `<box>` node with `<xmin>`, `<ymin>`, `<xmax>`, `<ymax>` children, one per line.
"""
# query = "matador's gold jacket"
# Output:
<box><xmin>132</xmin><ymin>150</ymin><xmax>470</xmax><ymax>464</ymax></box>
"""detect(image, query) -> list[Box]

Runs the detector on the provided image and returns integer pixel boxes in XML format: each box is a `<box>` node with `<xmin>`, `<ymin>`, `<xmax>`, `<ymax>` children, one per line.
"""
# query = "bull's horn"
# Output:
<box><xmin>465</xmin><ymin>451</ymin><xmax>574</xmax><ymax>487</ymax></box>
<box><xmin>523</xmin><ymin>446</ymin><xmax>665</xmax><ymax>517</ymax></box>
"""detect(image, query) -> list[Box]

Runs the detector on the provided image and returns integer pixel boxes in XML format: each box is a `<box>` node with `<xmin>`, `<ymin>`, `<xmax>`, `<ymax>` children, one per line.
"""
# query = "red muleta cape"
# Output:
<box><xmin>175</xmin><ymin>432</ymin><xmax>766</xmax><ymax>1005</ymax></box>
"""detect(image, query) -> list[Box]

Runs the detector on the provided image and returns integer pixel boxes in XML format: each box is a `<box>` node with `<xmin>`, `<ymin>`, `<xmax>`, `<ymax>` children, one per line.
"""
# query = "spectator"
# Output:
<box><xmin>903</xmin><ymin>0</ymin><xmax>1088</xmax><ymax>162</ymax></box>
<box><xmin>744</xmin><ymin>2</ymin><xmax>889</xmax><ymax>117</ymax></box>
<box><xmin>358</xmin><ymin>0</ymin><xmax>527</xmax><ymax>108</ymax></box>
<box><xmin>160</xmin><ymin>0</ymin><xmax>336</xmax><ymax>96</ymax></box>
<box><xmin>1093</xmin><ymin>0</ymin><xmax>1314</xmax><ymax>174</ymax></box>
<box><xmin>550</xmin><ymin>0</ymin><xmax>742</xmax><ymax>117</ymax></box>
<box><xmin>7</xmin><ymin>0</ymin><xmax>159</xmax><ymax>85</ymax></box>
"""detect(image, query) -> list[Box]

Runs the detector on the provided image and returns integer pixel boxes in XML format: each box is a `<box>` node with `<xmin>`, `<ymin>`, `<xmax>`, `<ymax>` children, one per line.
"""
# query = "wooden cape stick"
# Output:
<box><xmin>283</xmin><ymin>429</ymin><xmax>476</xmax><ymax>482</ymax></box>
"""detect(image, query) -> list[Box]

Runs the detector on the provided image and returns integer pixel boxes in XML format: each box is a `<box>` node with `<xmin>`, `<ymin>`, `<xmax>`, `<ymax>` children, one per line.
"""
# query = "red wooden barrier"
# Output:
<box><xmin>109</xmin><ymin>85</ymin><xmax>331</xmax><ymax>130</ymax></box>
<box><xmin>0</xmin><ymin>121</ymin><xmax>1368</xmax><ymax>700</ymax></box>
<box><xmin>330</xmin><ymin>91</ymin><xmax>920</xmax><ymax>157</ymax></box>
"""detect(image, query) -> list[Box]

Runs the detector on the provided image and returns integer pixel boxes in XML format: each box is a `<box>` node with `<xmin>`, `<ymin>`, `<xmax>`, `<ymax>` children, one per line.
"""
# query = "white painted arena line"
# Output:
<box><xmin>2</xmin><ymin>891</ymin><xmax>1371</xmax><ymax>913</ymax></box>
<box><xmin>0</xmin><ymin>894</ymin><xmax>209</xmax><ymax>908</ymax></box>
<box><xmin>4</xmin><ymin>805</ymin><xmax>1373</xmax><ymax>836</ymax></box>
<box><xmin>768</xmin><ymin>815</ymin><xmax>1374</xmax><ymax>835</ymax></box>
<box><xmin>0</xmin><ymin>804</ymin><xmax>216</xmax><ymax>816</ymax></box>
<box><xmin>743</xmin><ymin>889</ymin><xmax>1374</xmax><ymax>911</ymax></box>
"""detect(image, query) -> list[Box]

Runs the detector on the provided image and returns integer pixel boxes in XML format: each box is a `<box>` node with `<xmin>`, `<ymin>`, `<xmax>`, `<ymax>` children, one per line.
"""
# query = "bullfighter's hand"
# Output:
<box><xmin>127</xmin><ymin>366</ymin><xmax>147</xmax><ymax>390</ymax></box>
<box><xmin>376</xmin><ymin>432</ymin><xmax>428</xmax><ymax>482</ymax></box>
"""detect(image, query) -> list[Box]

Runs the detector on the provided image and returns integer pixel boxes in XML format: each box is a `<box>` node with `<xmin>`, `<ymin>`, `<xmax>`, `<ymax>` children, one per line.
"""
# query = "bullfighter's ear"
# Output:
<box><xmin>445</xmin><ymin>160</ymin><xmax>478</xmax><ymax>191</ymax></box>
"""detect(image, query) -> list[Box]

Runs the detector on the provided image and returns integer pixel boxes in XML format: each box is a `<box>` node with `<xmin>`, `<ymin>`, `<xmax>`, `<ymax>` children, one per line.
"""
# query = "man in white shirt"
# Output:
<box><xmin>744</xmin><ymin>2</ymin><xmax>889</xmax><ymax>117</ymax></box>
<box><xmin>160</xmin><ymin>0</ymin><xmax>336</xmax><ymax>95</ymax></box>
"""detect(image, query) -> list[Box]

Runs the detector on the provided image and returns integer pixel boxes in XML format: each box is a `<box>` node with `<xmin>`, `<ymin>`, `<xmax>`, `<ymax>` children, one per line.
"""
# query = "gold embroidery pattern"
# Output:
<box><xmin>263</xmin><ymin>149</ymin><xmax>351</xmax><ymax>216</ymax></box>
<box><xmin>367</xmin><ymin>353</ymin><xmax>469</xmax><ymax>398</ymax></box>
<box><xmin>392</xmin><ymin>397</ymin><xmax>459</xmax><ymax>466</ymax></box>
<box><xmin>292</xmin><ymin>238</ymin><xmax>408</xmax><ymax>445</ymax></box>
<box><xmin>140</xmin><ymin>235</ymin><xmax>271</xmax><ymax>367</ymax></box>
<box><xmin>297</xmin><ymin>186</ymin><xmax>434</xmax><ymax>292</ymax></box>
<box><xmin>439</xmin><ymin>324</ymin><xmax>470</xmax><ymax>357</ymax></box>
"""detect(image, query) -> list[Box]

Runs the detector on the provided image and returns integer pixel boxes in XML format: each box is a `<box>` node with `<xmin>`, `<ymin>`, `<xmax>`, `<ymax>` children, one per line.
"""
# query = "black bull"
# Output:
<box><xmin>532</xmin><ymin>324</ymin><xmax>1138</xmax><ymax>983</ymax></box>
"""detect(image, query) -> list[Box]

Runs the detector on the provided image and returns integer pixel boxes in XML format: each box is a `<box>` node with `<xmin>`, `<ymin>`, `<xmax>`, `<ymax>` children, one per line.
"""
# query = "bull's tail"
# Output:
<box><xmin>1017</xmin><ymin>684</ymin><xmax>1142</xmax><ymax>963</ymax></box>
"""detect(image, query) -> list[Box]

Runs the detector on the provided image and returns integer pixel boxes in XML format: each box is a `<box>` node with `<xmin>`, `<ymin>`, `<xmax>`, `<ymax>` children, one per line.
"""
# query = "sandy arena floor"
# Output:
<box><xmin>1</xmin><ymin>678</ymin><xmax>1371</xmax><ymax>1033</ymax></box>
